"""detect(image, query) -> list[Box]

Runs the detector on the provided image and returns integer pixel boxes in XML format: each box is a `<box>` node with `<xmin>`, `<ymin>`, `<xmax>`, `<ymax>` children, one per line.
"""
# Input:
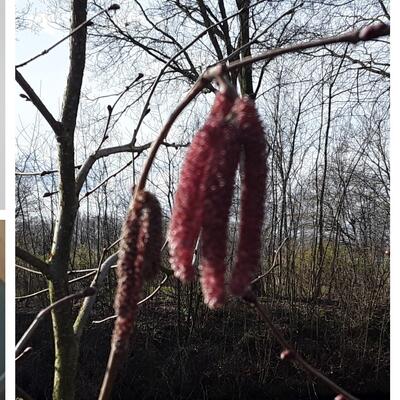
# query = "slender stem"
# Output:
<box><xmin>98</xmin><ymin>345</ymin><xmax>125</xmax><ymax>400</ymax></box>
<box><xmin>92</xmin><ymin>274</ymin><xmax>169</xmax><ymax>324</ymax></box>
<box><xmin>244</xmin><ymin>292</ymin><xmax>359</xmax><ymax>400</ymax></box>
<box><xmin>15</xmin><ymin>287</ymin><xmax>95</xmax><ymax>357</ymax></box>
<box><xmin>134</xmin><ymin>23</ymin><xmax>389</xmax><ymax>195</ymax></box>
<box><xmin>251</xmin><ymin>237</ymin><xmax>288</xmax><ymax>285</ymax></box>
<box><xmin>226</xmin><ymin>23</ymin><xmax>390</xmax><ymax>72</ymax></box>
<box><xmin>16</xmin><ymin>5</ymin><xmax>119</xmax><ymax>68</ymax></box>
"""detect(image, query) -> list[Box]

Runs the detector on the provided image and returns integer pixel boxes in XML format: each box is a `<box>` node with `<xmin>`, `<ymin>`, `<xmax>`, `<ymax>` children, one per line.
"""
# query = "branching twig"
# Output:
<box><xmin>16</xmin><ymin>246</ymin><xmax>51</xmax><ymax>279</ymax></box>
<box><xmin>15</xmin><ymin>287</ymin><xmax>96</xmax><ymax>357</ymax></box>
<box><xmin>243</xmin><ymin>292</ymin><xmax>359</xmax><ymax>400</ymax></box>
<box><xmin>226</xmin><ymin>22</ymin><xmax>390</xmax><ymax>72</ymax></box>
<box><xmin>16</xmin><ymin>271</ymin><xmax>97</xmax><ymax>300</ymax></box>
<box><xmin>16</xmin><ymin>4</ymin><xmax>120</xmax><ymax>69</ymax></box>
<box><xmin>251</xmin><ymin>237</ymin><xmax>288</xmax><ymax>285</ymax></box>
<box><xmin>92</xmin><ymin>273</ymin><xmax>169</xmax><ymax>324</ymax></box>
<box><xmin>16</xmin><ymin>264</ymin><xmax>43</xmax><ymax>275</ymax></box>
<box><xmin>134</xmin><ymin>23</ymin><xmax>390</xmax><ymax>195</ymax></box>
<box><xmin>16</xmin><ymin>70</ymin><xmax>62</xmax><ymax>136</ymax></box>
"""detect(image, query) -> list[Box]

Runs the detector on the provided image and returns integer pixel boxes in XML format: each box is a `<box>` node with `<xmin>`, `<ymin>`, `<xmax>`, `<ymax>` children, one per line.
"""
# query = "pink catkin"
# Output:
<box><xmin>168</xmin><ymin>92</ymin><xmax>235</xmax><ymax>283</ymax></box>
<box><xmin>229</xmin><ymin>97</ymin><xmax>268</xmax><ymax>297</ymax></box>
<box><xmin>142</xmin><ymin>192</ymin><xmax>163</xmax><ymax>281</ymax></box>
<box><xmin>112</xmin><ymin>191</ymin><xmax>157</xmax><ymax>351</ymax></box>
<box><xmin>200</xmin><ymin>119</ymin><xmax>240</xmax><ymax>308</ymax></box>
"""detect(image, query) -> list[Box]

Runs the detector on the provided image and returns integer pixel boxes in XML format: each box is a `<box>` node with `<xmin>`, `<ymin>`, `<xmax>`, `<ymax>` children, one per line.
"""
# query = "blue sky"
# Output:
<box><xmin>16</xmin><ymin>0</ymin><xmax>69</xmax><ymax>124</ymax></box>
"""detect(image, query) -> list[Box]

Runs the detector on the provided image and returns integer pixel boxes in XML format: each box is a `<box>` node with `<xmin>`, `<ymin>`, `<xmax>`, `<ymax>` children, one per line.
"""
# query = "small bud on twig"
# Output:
<box><xmin>108</xmin><ymin>4</ymin><xmax>120</xmax><ymax>11</ymax></box>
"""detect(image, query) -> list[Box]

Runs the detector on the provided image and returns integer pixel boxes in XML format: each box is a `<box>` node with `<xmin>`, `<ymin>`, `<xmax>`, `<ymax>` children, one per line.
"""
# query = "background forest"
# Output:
<box><xmin>15</xmin><ymin>1</ymin><xmax>389</xmax><ymax>399</ymax></box>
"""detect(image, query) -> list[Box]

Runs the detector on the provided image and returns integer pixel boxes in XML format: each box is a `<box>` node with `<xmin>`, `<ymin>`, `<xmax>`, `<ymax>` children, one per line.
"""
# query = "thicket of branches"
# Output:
<box><xmin>16</xmin><ymin>1</ymin><xmax>389</xmax><ymax>399</ymax></box>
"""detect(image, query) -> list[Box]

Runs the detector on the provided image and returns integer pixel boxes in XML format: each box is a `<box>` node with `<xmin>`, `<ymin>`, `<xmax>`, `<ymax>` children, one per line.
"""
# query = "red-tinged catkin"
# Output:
<box><xmin>168</xmin><ymin>92</ymin><xmax>235</xmax><ymax>283</ymax></box>
<box><xmin>112</xmin><ymin>190</ymin><xmax>161</xmax><ymax>351</ymax></box>
<box><xmin>142</xmin><ymin>192</ymin><xmax>163</xmax><ymax>281</ymax></box>
<box><xmin>200</xmin><ymin>118</ymin><xmax>241</xmax><ymax>308</ymax></box>
<box><xmin>229</xmin><ymin>97</ymin><xmax>268</xmax><ymax>297</ymax></box>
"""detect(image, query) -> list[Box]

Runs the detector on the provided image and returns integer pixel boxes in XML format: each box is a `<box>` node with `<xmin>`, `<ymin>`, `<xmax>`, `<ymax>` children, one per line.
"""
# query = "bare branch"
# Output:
<box><xmin>226</xmin><ymin>22</ymin><xmax>390</xmax><ymax>71</ymax></box>
<box><xmin>92</xmin><ymin>274</ymin><xmax>170</xmax><ymax>324</ymax></box>
<box><xmin>16</xmin><ymin>165</ymin><xmax>82</xmax><ymax>177</ymax></box>
<box><xmin>15</xmin><ymin>70</ymin><xmax>62</xmax><ymax>136</ymax></box>
<box><xmin>16</xmin><ymin>5</ymin><xmax>120</xmax><ymax>68</ymax></box>
<box><xmin>16</xmin><ymin>246</ymin><xmax>51</xmax><ymax>278</ymax></box>
<box><xmin>73</xmin><ymin>252</ymin><xmax>119</xmax><ymax>338</ymax></box>
<box><xmin>16</xmin><ymin>270</ymin><xmax>97</xmax><ymax>300</ymax></box>
<box><xmin>135</xmin><ymin>22</ymin><xmax>390</xmax><ymax>193</ymax></box>
<box><xmin>251</xmin><ymin>237</ymin><xmax>288</xmax><ymax>285</ymax></box>
<box><xmin>16</xmin><ymin>287</ymin><xmax>96</xmax><ymax>357</ymax></box>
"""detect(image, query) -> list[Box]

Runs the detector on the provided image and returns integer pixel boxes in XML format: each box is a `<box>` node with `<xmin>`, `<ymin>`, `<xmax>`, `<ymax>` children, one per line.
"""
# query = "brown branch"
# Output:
<box><xmin>15</xmin><ymin>287</ymin><xmax>96</xmax><ymax>357</ymax></box>
<box><xmin>16</xmin><ymin>5</ymin><xmax>120</xmax><ymax>68</ymax></box>
<box><xmin>243</xmin><ymin>292</ymin><xmax>359</xmax><ymax>400</ymax></box>
<box><xmin>220</xmin><ymin>3</ymin><xmax>303</xmax><ymax>66</ymax></box>
<box><xmin>134</xmin><ymin>22</ymin><xmax>389</xmax><ymax>194</ymax></box>
<box><xmin>226</xmin><ymin>22</ymin><xmax>390</xmax><ymax>72</ymax></box>
<box><xmin>74</xmin><ymin>0</ymin><xmax>266</xmax><ymax>194</ymax></box>
<box><xmin>16</xmin><ymin>246</ymin><xmax>51</xmax><ymax>279</ymax></box>
<box><xmin>128</xmin><ymin>0</ymin><xmax>266</xmax><ymax>147</ymax></box>
<box><xmin>15</xmin><ymin>70</ymin><xmax>62</xmax><ymax>135</ymax></box>
<box><xmin>378</xmin><ymin>0</ymin><xmax>390</xmax><ymax>20</ymax></box>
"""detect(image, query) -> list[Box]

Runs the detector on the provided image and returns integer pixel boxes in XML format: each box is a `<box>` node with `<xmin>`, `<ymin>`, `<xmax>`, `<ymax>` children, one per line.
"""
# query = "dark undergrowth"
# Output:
<box><xmin>16</xmin><ymin>283</ymin><xmax>389</xmax><ymax>400</ymax></box>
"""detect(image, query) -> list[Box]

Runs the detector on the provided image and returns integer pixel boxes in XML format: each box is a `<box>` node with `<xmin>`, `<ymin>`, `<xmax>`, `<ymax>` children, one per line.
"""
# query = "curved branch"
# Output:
<box><xmin>16</xmin><ymin>246</ymin><xmax>51</xmax><ymax>279</ymax></box>
<box><xmin>15</xmin><ymin>287</ymin><xmax>96</xmax><ymax>357</ymax></box>
<box><xmin>73</xmin><ymin>252</ymin><xmax>119</xmax><ymax>338</ymax></box>
<box><xmin>92</xmin><ymin>273</ymin><xmax>170</xmax><ymax>324</ymax></box>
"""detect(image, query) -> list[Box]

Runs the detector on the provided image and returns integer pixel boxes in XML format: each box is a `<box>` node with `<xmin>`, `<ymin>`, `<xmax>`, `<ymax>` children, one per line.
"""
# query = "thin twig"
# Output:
<box><xmin>16</xmin><ymin>246</ymin><xmax>50</xmax><ymax>278</ymax></box>
<box><xmin>226</xmin><ymin>22</ymin><xmax>390</xmax><ymax>72</ymax></box>
<box><xmin>80</xmin><ymin>160</ymin><xmax>133</xmax><ymax>201</ymax></box>
<box><xmin>16</xmin><ymin>264</ymin><xmax>43</xmax><ymax>275</ymax></box>
<box><xmin>15</xmin><ymin>165</ymin><xmax>82</xmax><ymax>177</ymax></box>
<box><xmin>16</xmin><ymin>5</ymin><xmax>120</xmax><ymax>68</ymax></box>
<box><xmin>15</xmin><ymin>287</ymin><xmax>96</xmax><ymax>357</ymax></box>
<box><xmin>134</xmin><ymin>23</ymin><xmax>390</xmax><ymax>195</ymax></box>
<box><xmin>15</xmin><ymin>346</ymin><xmax>33</xmax><ymax>362</ymax></box>
<box><xmin>16</xmin><ymin>271</ymin><xmax>97</xmax><ymax>300</ymax></box>
<box><xmin>251</xmin><ymin>237</ymin><xmax>288</xmax><ymax>285</ymax></box>
<box><xmin>243</xmin><ymin>292</ymin><xmax>359</xmax><ymax>400</ymax></box>
<box><xmin>92</xmin><ymin>273</ymin><xmax>169</xmax><ymax>324</ymax></box>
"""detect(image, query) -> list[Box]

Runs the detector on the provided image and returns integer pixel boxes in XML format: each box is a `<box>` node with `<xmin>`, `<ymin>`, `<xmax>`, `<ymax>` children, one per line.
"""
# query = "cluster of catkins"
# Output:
<box><xmin>112</xmin><ymin>189</ymin><xmax>162</xmax><ymax>351</ymax></box>
<box><xmin>169</xmin><ymin>89</ymin><xmax>268</xmax><ymax>309</ymax></box>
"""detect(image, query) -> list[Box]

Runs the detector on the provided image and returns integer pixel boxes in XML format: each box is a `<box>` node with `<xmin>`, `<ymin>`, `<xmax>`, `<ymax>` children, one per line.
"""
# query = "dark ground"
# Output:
<box><xmin>16</xmin><ymin>290</ymin><xmax>389</xmax><ymax>400</ymax></box>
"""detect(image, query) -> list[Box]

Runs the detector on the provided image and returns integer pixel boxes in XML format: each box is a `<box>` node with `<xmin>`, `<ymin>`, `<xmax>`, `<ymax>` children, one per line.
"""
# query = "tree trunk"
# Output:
<box><xmin>48</xmin><ymin>1</ymin><xmax>87</xmax><ymax>398</ymax></box>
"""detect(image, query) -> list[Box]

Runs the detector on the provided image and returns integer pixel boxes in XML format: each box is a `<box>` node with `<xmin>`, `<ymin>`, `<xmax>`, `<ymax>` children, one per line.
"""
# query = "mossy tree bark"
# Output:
<box><xmin>46</xmin><ymin>1</ymin><xmax>87</xmax><ymax>398</ymax></box>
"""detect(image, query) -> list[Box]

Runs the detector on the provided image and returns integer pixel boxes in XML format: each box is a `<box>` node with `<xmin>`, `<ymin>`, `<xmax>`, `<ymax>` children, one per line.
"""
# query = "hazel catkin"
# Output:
<box><xmin>168</xmin><ymin>91</ymin><xmax>236</xmax><ymax>283</ymax></box>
